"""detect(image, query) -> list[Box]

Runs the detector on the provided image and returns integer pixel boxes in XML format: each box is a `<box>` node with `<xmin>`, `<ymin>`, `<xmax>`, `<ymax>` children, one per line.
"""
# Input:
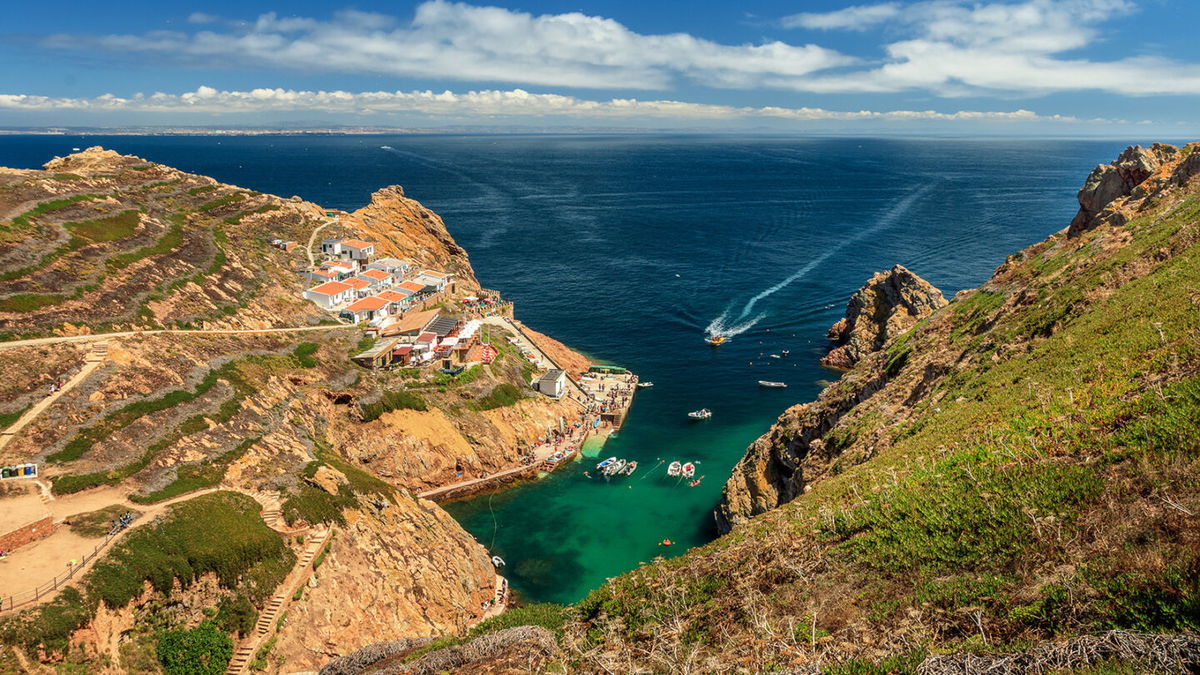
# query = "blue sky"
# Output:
<box><xmin>2</xmin><ymin>0</ymin><xmax>1199</xmax><ymax>134</ymax></box>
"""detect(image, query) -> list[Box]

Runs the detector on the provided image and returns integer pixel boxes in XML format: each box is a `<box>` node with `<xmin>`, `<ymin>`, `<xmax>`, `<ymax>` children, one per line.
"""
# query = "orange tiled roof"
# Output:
<box><xmin>398</xmin><ymin>281</ymin><xmax>425</xmax><ymax>292</ymax></box>
<box><xmin>360</xmin><ymin>269</ymin><xmax>391</xmax><ymax>280</ymax></box>
<box><xmin>308</xmin><ymin>280</ymin><xmax>352</xmax><ymax>296</ymax></box>
<box><xmin>377</xmin><ymin>290</ymin><xmax>408</xmax><ymax>302</ymax></box>
<box><xmin>346</xmin><ymin>296</ymin><xmax>390</xmax><ymax>312</ymax></box>
<box><xmin>343</xmin><ymin>278</ymin><xmax>371</xmax><ymax>290</ymax></box>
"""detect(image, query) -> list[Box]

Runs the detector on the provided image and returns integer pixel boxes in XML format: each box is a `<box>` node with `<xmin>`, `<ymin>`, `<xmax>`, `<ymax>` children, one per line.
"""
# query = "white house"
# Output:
<box><xmin>303</xmin><ymin>280</ymin><xmax>354</xmax><ymax>310</ymax></box>
<box><xmin>306</xmin><ymin>268</ymin><xmax>340</xmax><ymax>284</ymax></box>
<box><xmin>365</xmin><ymin>257</ymin><xmax>411</xmax><ymax>275</ymax></box>
<box><xmin>414</xmin><ymin>270</ymin><xmax>453</xmax><ymax>292</ymax></box>
<box><xmin>321</xmin><ymin>260</ymin><xmax>358</xmax><ymax>278</ymax></box>
<box><xmin>536</xmin><ymin>369</ymin><xmax>567</xmax><ymax>398</ymax></box>
<box><xmin>358</xmin><ymin>268</ymin><xmax>393</xmax><ymax>289</ymax></box>
<box><xmin>320</xmin><ymin>238</ymin><xmax>343</xmax><ymax>256</ymax></box>
<box><xmin>342</xmin><ymin>277</ymin><xmax>373</xmax><ymax>299</ymax></box>
<box><xmin>339</xmin><ymin>239</ymin><xmax>375</xmax><ymax>262</ymax></box>
<box><xmin>344</xmin><ymin>295</ymin><xmax>391</xmax><ymax>325</ymax></box>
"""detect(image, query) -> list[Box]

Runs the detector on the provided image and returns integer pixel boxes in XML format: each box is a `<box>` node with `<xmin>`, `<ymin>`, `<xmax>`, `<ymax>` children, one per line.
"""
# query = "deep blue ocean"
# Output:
<box><xmin>0</xmin><ymin>134</ymin><xmax>1160</xmax><ymax>604</ymax></box>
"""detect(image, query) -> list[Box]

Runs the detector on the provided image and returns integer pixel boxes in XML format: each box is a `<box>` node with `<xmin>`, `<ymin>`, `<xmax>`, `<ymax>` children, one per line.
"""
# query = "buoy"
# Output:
<box><xmin>660</xmin><ymin>539</ymin><xmax>673</xmax><ymax>546</ymax></box>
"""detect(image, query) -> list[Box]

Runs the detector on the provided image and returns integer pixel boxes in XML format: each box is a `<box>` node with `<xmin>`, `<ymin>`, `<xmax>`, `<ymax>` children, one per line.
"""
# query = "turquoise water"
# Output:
<box><xmin>0</xmin><ymin>134</ymin><xmax>1163</xmax><ymax>604</ymax></box>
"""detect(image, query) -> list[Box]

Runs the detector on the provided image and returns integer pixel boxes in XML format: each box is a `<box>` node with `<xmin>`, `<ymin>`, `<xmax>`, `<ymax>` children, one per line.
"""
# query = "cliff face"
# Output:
<box><xmin>0</xmin><ymin>149</ymin><xmax>591</xmax><ymax>673</ymax></box>
<box><xmin>567</xmin><ymin>143</ymin><xmax>1200</xmax><ymax>672</ymax></box>
<box><xmin>820</xmin><ymin>264</ymin><xmax>946</xmax><ymax>370</ymax></box>
<box><xmin>269</xmin><ymin>497</ymin><xmax>496</xmax><ymax>672</ymax></box>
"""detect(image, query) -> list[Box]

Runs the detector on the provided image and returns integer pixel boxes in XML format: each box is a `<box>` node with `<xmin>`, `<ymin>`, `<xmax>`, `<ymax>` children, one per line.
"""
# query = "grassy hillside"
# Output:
<box><xmin>551</xmin><ymin>146</ymin><xmax>1200</xmax><ymax>672</ymax></box>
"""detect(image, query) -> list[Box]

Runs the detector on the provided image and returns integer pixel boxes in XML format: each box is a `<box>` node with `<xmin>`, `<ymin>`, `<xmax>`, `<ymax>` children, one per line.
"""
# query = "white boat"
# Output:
<box><xmin>667</xmin><ymin>461</ymin><xmax>682</xmax><ymax>477</ymax></box>
<box><xmin>492</xmin><ymin>556</ymin><xmax>505</xmax><ymax>567</ymax></box>
<box><xmin>758</xmin><ymin>381</ymin><xmax>788</xmax><ymax>388</ymax></box>
<box><xmin>770</xmin><ymin>354</ymin><xmax>781</xmax><ymax>359</ymax></box>
<box><xmin>596</xmin><ymin>456</ymin><xmax>617</xmax><ymax>470</ymax></box>
<box><xmin>605</xmin><ymin>459</ymin><xmax>627</xmax><ymax>476</ymax></box>
<box><xmin>687</xmin><ymin>408</ymin><xmax>712</xmax><ymax>420</ymax></box>
<box><xmin>624</xmin><ymin>460</ymin><xmax>638</xmax><ymax>475</ymax></box>
<box><xmin>637</xmin><ymin>382</ymin><xmax>654</xmax><ymax>388</ymax></box>
<box><xmin>781</xmin><ymin>350</ymin><xmax>790</xmax><ymax>356</ymax></box>
<box><xmin>682</xmin><ymin>462</ymin><xmax>696</xmax><ymax>479</ymax></box>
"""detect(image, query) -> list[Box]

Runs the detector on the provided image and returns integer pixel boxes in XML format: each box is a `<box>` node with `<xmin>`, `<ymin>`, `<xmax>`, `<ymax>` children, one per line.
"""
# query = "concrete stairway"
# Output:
<box><xmin>226</xmin><ymin>527</ymin><xmax>331</xmax><ymax>674</ymax></box>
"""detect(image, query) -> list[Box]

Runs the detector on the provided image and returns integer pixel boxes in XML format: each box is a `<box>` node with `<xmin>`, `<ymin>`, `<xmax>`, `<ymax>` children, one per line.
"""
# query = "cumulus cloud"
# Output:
<box><xmin>779</xmin><ymin>0</ymin><xmax>1200</xmax><ymax>96</ymax></box>
<box><xmin>42</xmin><ymin>1</ymin><xmax>852</xmax><ymax>91</ymax></box>
<box><xmin>782</xmin><ymin>3</ymin><xmax>902</xmax><ymax>30</ymax></box>
<box><xmin>0</xmin><ymin>85</ymin><xmax>1089</xmax><ymax>124</ymax></box>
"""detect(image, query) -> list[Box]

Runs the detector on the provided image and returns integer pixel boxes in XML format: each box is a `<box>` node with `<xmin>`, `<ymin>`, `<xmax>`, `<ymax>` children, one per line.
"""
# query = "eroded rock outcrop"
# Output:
<box><xmin>1068</xmin><ymin>143</ymin><xmax>1179</xmax><ymax>236</ymax></box>
<box><xmin>270</xmin><ymin>497</ymin><xmax>497</xmax><ymax>671</ymax></box>
<box><xmin>820</xmin><ymin>264</ymin><xmax>946</xmax><ymax>370</ymax></box>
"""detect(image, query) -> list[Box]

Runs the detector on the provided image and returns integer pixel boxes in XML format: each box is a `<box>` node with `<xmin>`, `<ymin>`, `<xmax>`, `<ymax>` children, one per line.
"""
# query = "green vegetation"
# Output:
<box><xmin>130</xmin><ymin>437</ymin><xmax>261</xmax><ymax>504</ymax></box>
<box><xmin>156</xmin><ymin>621</ymin><xmax>233</xmax><ymax>675</ymax></box>
<box><xmin>401</xmin><ymin>603</ymin><xmax>569</xmax><ymax>664</ymax></box>
<box><xmin>106</xmin><ymin>213</ymin><xmax>184</xmax><ymax>271</ymax></box>
<box><xmin>3</xmin><ymin>193</ymin><xmax>106</xmax><ymax>231</ymax></box>
<box><xmin>0</xmin><ymin>404</ymin><xmax>31</xmax><ymax>429</ymax></box>
<box><xmin>473</xmin><ymin>382</ymin><xmax>525</xmax><ymax>410</ymax></box>
<box><xmin>359</xmin><ymin>389</ymin><xmax>428</xmax><ymax>421</ymax></box>
<box><xmin>65</xmin><ymin>209</ymin><xmax>140</xmax><ymax>242</ymax></box>
<box><xmin>282</xmin><ymin>444</ymin><xmax>398</xmax><ymax>526</ymax></box>
<box><xmin>0</xmin><ymin>493</ymin><xmax>291</xmax><ymax>658</ymax></box>
<box><xmin>196</xmin><ymin>192</ymin><xmax>246</xmax><ymax>212</ymax></box>
<box><xmin>293</xmin><ymin>342</ymin><xmax>319</xmax><ymax>368</ymax></box>
<box><xmin>67</xmin><ymin>504</ymin><xmax>140</xmax><ymax>538</ymax></box>
<box><xmin>187</xmin><ymin>185</ymin><xmax>217</xmax><ymax>195</ymax></box>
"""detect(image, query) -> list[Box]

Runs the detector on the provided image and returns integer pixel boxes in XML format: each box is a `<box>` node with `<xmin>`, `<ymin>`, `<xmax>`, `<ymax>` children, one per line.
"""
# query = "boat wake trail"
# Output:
<box><xmin>706</xmin><ymin>183</ymin><xmax>934</xmax><ymax>338</ymax></box>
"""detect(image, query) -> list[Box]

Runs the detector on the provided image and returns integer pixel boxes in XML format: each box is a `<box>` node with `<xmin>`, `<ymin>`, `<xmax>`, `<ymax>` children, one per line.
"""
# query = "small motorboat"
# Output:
<box><xmin>759</xmin><ymin>381</ymin><xmax>788</xmax><ymax>388</ymax></box>
<box><xmin>596</xmin><ymin>457</ymin><xmax>617</xmax><ymax>470</ymax></box>
<box><xmin>707</xmin><ymin>335</ymin><xmax>727</xmax><ymax>346</ymax></box>
<box><xmin>769</xmin><ymin>354</ymin><xmax>781</xmax><ymax>359</ymax></box>
<box><xmin>492</xmin><ymin>556</ymin><xmax>506</xmax><ymax>567</ymax></box>
<box><xmin>687</xmin><ymin>408</ymin><xmax>712</xmax><ymax>420</ymax></box>
<box><xmin>603</xmin><ymin>459</ymin><xmax>626</xmax><ymax>476</ymax></box>
<box><xmin>637</xmin><ymin>382</ymin><xmax>654</xmax><ymax>388</ymax></box>
<box><xmin>781</xmin><ymin>350</ymin><xmax>790</xmax><ymax>356</ymax></box>
<box><xmin>681</xmin><ymin>462</ymin><xmax>696</xmax><ymax>479</ymax></box>
<box><xmin>689</xmin><ymin>479</ymin><xmax>702</xmax><ymax>487</ymax></box>
<box><xmin>623</xmin><ymin>460</ymin><xmax>638</xmax><ymax>475</ymax></box>
<box><xmin>667</xmin><ymin>461</ymin><xmax>682</xmax><ymax>477</ymax></box>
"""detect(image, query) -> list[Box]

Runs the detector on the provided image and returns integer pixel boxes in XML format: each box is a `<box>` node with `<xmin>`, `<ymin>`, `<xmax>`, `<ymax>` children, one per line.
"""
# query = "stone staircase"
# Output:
<box><xmin>225</xmin><ymin>526</ymin><xmax>331</xmax><ymax>674</ymax></box>
<box><xmin>86</xmin><ymin>341</ymin><xmax>108</xmax><ymax>363</ymax></box>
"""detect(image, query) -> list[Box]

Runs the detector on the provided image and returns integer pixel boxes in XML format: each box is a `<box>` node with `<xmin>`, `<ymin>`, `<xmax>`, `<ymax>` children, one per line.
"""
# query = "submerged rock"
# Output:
<box><xmin>820</xmin><ymin>264</ymin><xmax>946</xmax><ymax>370</ymax></box>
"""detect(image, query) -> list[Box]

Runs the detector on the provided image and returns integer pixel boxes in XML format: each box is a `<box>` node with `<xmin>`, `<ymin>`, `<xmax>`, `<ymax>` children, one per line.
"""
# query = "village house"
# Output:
<box><xmin>536</xmin><ymin>369</ymin><xmax>567</xmax><ymax>398</ymax></box>
<box><xmin>302</xmin><ymin>280</ymin><xmax>355</xmax><ymax>310</ymax></box>
<box><xmin>375</xmin><ymin>289</ymin><xmax>411</xmax><ymax>313</ymax></box>
<box><xmin>344</xmin><ymin>295</ymin><xmax>391</xmax><ymax>325</ymax></box>
<box><xmin>358</xmin><ymin>268</ymin><xmax>393</xmax><ymax>289</ymax></box>
<box><xmin>342</xmin><ymin>277</ymin><xmax>372</xmax><ymax>299</ymax></box>
<box><xmin>306</xmin><ymin>268</ymin><xmax>340</xmax><ymax>284</ymax></box>
<box><xmin>339</xmin><ymin>239</ymin><xmax>375</xmax><ymax>262</ymax></box>
<box><xmin>320</xmin><ymin>238</ymin><xmax>343</xmax><ymax>256</ymax></box>
<box><xmin>321</xmin><ymin>260</ymin><xmax>357</xmax><ymax>278</ymax></box>
<box><xmin>352</xmin><ymin>337</ymin><xmax>400</xmax><ymax>369</ymax></box>
<box><xmin>365</xmin><ymin>257</ymin><xmax>412</xmax><ymax>276</ymax></box>
<box><xmin>414</xmin><ymin>270</ymin><xmax>453</xmax><ymax>292</ymax></box>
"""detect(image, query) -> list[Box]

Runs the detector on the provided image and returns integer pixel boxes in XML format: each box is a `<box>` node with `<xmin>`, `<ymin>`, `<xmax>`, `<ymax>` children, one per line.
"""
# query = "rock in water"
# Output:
<box><xmin>819</xmin><ymin>264</ymin><xmax>946</xmax><ymax>370</ymax></box>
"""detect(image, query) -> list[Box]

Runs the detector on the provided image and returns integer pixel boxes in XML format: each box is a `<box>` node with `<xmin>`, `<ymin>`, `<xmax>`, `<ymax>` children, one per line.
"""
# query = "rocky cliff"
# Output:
<box><xmin>820</xmin><ymin>264</ymin><xmax>946</xmax><ymax>369</ymax></box>
<box><xmin>0</xmin><ymin>149</ymin><xmax>592</xmax><ymax>673</ymax></box>
<box><xmin>566</xmin><ymin>144</ymin><xmax>1200</xmax><ymax>672</ymax></box>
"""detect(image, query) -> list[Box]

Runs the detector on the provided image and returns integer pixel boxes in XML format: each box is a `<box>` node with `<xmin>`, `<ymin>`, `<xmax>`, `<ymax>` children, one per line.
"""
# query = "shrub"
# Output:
<box><xmin>156</xmin><ymin>621</ymin><xmax>233</xmax><ymax>675</ymax></box>
<box><xmin>474</xmin><ymin>383</ymin><xmax>525</xmax><ymax>410</ymax></box>
<box><xmin>293</xmin><ymin>342</ymin><xmax>319</xmax><ymax>368</ymax></box>
<box><xmin>359</xmin><ymin>390</ymin><xmax>427</xmax><ymax>421</ymax></box>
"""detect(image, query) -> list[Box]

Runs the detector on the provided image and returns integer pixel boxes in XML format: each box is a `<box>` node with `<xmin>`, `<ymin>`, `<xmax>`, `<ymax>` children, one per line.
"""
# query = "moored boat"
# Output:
<box><xmin>667</xmin><ymin>461</ymin><xmax>682</xmax><ymax>477</ymax></box>
<box><xmin>624</xmin><ymin>460</ymin><xmax>638</xmax><ymax>475</ymax></box>
<box><xmin>758</xmin><ymin>380</ymin><xmax>788</xmax><ymax>388</ymax></box>
<box><xmin>687</xmin><ymin>408</ymin><xmax>712</xmax><ymax>419</ymax></box>
<box><xmin>681</xmin><ymin>462</ymin><xmax>696</xmax><ymax>479</ymax></box>
<box><xmin>596</xmin><ymin>456</ymin><xmax>617</xmax><ymax>470</ymax></box>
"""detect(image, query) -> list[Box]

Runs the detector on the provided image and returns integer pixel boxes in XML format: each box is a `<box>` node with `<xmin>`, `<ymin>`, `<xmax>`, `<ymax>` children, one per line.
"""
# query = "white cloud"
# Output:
<box><xmin>34</xmin><ymin>0</ymin><xmax>1200</xmax><ymax>98</ymax></box>
<box><xmin>778</xmin><ymin>0</ymin><xmax>1200</xmax><ymax>96</ymax></box>
<box><xmin>42</xmin><ymin>2</ymin><xmax>852</xmax><ymax>92</ymax></box>
<box><xmin>782</xmin><ymin>3</ymin><xmax>901</xmax><ymax>30</ymax></box>
<box><xmin>0</xmin><ymin>85</ymin><xmax>1091</xmax><ymax>124</ymax></box>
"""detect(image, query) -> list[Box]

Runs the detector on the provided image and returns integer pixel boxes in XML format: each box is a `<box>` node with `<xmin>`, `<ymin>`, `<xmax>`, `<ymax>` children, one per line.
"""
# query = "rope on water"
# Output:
<box><xmin>488</xmin><ymin>491</ymin><xmax>498</xmax><ymax>550</ymax></box>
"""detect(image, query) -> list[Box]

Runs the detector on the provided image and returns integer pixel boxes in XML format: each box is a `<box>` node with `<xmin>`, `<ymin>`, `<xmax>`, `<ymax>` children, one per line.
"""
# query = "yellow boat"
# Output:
<box><xmin>707</xmin><ymin>335</ymin><xmax>727</xmax><ymax>346</ymax></box>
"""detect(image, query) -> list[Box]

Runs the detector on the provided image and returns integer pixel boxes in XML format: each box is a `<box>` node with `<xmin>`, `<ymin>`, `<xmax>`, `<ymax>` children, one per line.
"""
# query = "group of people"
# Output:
<box><xmin>480</xmin><ymin>578</ymin><xmax>509</xmax><ymax>612</ymax></box>
<box><xmin>108</xmin><ymin>511</ymin><xmax>135</xmax><ymax>536</ymax></box>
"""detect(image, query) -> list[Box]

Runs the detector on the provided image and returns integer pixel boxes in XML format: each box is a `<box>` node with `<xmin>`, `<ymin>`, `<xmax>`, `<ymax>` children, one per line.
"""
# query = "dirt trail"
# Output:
<box><xmin>0</xmin><ymin>341</ymin><xmax>107</xmax><ymax>453</ymax></box>
<box><xmin>0</xmin><ymin>324</ymin><xmax>355</xmax><ymax>351</ymax></box>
